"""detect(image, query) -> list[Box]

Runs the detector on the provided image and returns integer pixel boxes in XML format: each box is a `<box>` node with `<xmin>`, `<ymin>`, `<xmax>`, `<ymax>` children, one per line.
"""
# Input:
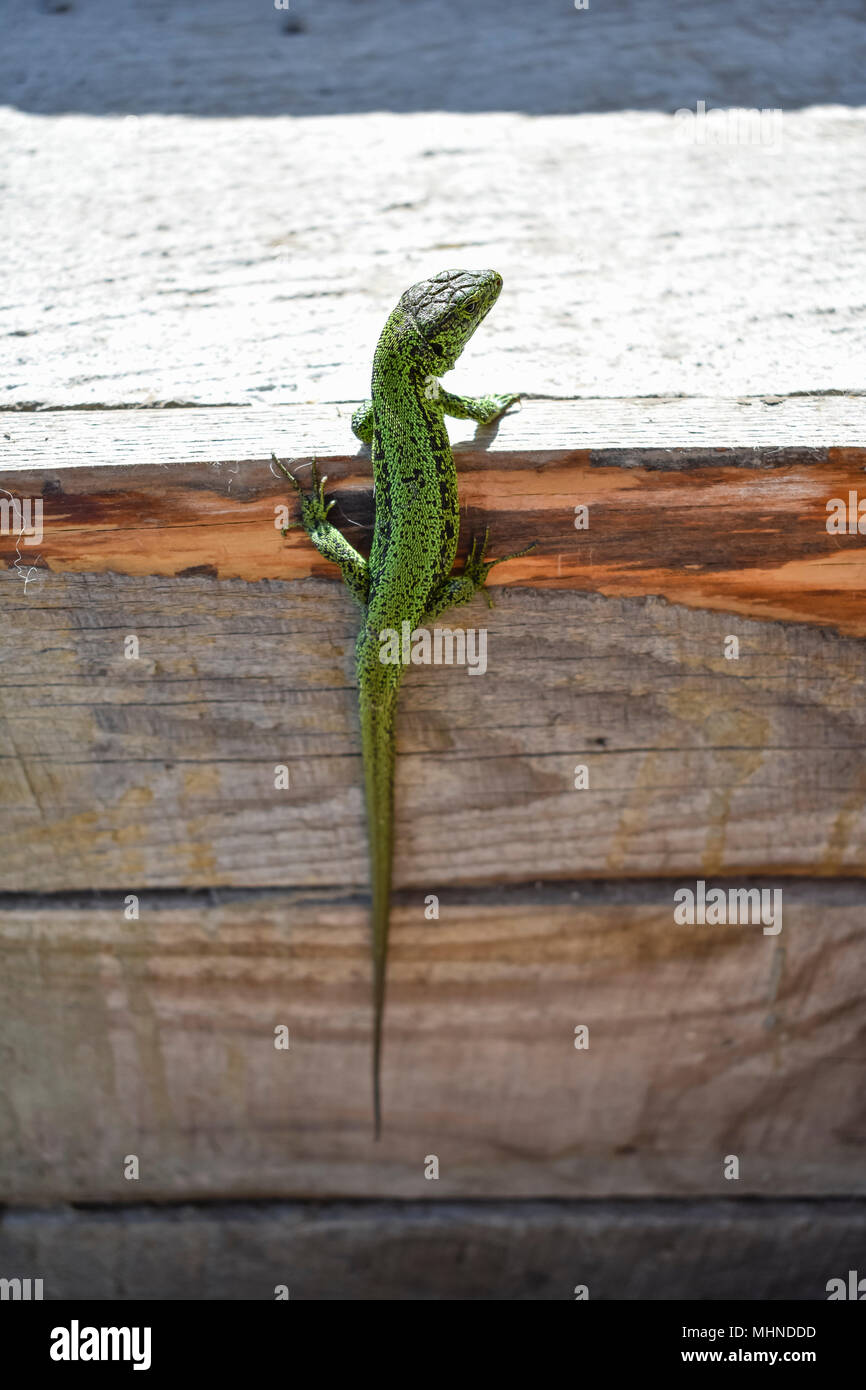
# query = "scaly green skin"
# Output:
<box><xmin>276</xmin><ymin>269</ymin><xmax>532</xmax><ymax>1136</ymax></box>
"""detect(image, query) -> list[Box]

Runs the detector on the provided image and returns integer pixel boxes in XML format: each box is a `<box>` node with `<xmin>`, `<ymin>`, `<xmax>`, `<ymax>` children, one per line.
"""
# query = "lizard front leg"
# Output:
<box><xmin>421</xmin><ymin>529</ymin><xmax>536</xmax><ymax>620</ymax></box>
<box><xmin>351</xmin><ymin>389</ymin><xmax>519</xmax><ymax>444</ymax></box>
<box><xmin>273</xmin><ymin>455</ymin><xmax>369</xmax><ymax>606</ymax></box>
<box><xmin>351</xmin><ymin>402</ymin><xmax>375</xmax><ymax>444</ymax></box>
<box><xmin>437</xmin><ymin>388</ymin><xmax>520</xmax><ymax>425</ymax></box>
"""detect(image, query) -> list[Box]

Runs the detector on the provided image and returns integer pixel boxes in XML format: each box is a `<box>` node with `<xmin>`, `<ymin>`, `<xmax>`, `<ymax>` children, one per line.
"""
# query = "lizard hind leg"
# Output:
<box><xmin>273</xmin><ymin>454</ymin><xmax>333</xmax><ymax>531</ymax></box>
<box><xmin>463</xmin><ymin>529</ymin><xmax>538</xmax><ymax>609</ymax></box>
<box><xmin>422</xmin><ymin>530</ymin><xmax>538</xmax><ymax>621</ymax></box>
<box><xmin>272</xmin><ymin>454</ymin><xmax>370</xmax><ymax>606</ymax></box>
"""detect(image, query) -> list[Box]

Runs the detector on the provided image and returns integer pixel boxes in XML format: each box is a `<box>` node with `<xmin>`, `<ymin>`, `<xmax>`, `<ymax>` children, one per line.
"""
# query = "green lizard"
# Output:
<box><xmin>274</xmin><ymin>269</ymin><xmax>532</xmax><ymax>1136</ymax></box>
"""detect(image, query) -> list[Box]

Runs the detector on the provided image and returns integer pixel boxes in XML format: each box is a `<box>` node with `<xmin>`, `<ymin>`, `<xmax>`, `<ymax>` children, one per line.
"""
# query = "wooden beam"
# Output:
<box><xmin>3</xmin><ymin>397</ymin><xmax>865</xmax><ymax>468</ymax></box>
<box><xmin>2</xmin><ymin>399</ymin><xmax>864</xmax><ymax>1198</ymax></box>
<box><xmin>1</xmin><ymin>1198</ymin><xmax>863</xmax><ymax>1300</ymax></box>
<box><xmin>0</xmin><ymin>883</ymin><xmax>862</xmax><ymax>1201</ymax></box>
<box><xmin>3</xmin><ymin>581</ymin><xmax>866</xmax><ymax>889</ymax></box>
<box><xmin>2</xmin><ymin>399</ymin><xmax>865</xmax><ymax>634</ymax></box>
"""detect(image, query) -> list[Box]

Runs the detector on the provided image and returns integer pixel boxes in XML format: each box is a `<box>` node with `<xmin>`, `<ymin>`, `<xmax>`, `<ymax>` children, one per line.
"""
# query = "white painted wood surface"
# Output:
<box><xmin>2</xmin><ymin>0</ymin><xmax>865</xmax><ymax>408</ymax></box>
<box><xmin>4</xmin><ymin>104</ymin><xmax>864</xmax><ymax>407</ymax></box>
<box><xmin>2</xmin><ymin>396</ymin><xmax>865</xmax><ymax>472</ymax></box>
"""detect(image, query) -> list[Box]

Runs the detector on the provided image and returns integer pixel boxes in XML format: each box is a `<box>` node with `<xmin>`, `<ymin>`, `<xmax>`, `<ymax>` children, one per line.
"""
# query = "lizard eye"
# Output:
<box><xmin>460</xmin><ymin>297</ymin><xmax>480</xmax><ymax>317</ymax></box>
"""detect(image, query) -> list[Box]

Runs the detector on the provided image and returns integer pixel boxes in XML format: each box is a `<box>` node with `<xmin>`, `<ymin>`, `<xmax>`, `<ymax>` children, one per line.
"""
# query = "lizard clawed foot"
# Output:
<box><xmin>462</xmin><ymin>531</ymin><xmax>537</xmax><ymax>609</ymax></box>
<box><xmin>478</xmin><ymin>392</ymin><xmax>521</xmax><ymax>425</ymax></box>
<box><xmin>495</xmin><ymin>538</ymin><xmax>538</xmax><ymax>565</ymax></box>
<box><xmin>272</xmin><ymin>454</ymin><xmax>335</xmax><ymax>536</ymax></box>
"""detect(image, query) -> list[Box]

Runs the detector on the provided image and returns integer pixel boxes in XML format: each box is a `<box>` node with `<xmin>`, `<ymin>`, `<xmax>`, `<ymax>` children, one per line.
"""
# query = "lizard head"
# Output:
<box><xmin>398</xmin><ymin>268</ymin><xmax>504</xmax><ymax>375</ymax></box>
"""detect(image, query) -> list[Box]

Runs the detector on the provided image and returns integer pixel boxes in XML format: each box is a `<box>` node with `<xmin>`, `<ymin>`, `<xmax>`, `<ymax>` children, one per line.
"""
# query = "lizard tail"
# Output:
<box><xmin>358</xmin><ymin>668</ymin><xmax>398</xmax><ymax>1140</ymax></box>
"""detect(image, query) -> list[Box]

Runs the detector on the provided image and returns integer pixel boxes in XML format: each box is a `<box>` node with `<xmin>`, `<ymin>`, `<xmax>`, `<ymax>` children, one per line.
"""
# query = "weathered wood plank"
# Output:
<box><xmin>3</xmin><ymin>397</ymin><xmax>865</xmax><ymax>468</ymax></box>
<box><xmin>3</xmin><ymin>97</ymin><xmax>865</xmax><ymax>406</ymax></box>
<box><xmin>0</xmin><ymin>884</ymin><xmax>862</xmax><ymax>1200</ymax></box>
<box><xmin>1</xmin><ymin>1198</ymin><xmax>863</xmax><ymax>1300</ymax></box>
<box><xmin>3</xmin><ymin>581</ymin><xmax>866</xmax><ymax>890</ymax></box>
<box><xmin>8</xmin><ymin>0</ymin><xmax>865</xmax><ymax>119</ymax></box>
<box><xmin>3</xmin><ymin>400</ymin><xmax>865</xmax><ymax>634</ymax></box>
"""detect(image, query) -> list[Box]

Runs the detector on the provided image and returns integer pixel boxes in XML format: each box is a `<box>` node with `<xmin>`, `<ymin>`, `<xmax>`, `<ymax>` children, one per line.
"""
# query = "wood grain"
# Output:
<box><xmin>3</xmin><ymin>101</ymin><xmax>865</xmax><ymax>407</ymax></box>
<box><xmin>0</xmin><ymin>883</ymin><xmax>863</xmax><ymax>1202</ymax></box>
<box><xmin>1</xmin><ymin>398</ymin><xmax>864</xmax><ymax>1211</ymax></box>
<box><xmin>1</xmin><ymin>1198</ymin><xmax>863</xmax><ymax>1300</ymax></box>
<box><xmin>2</xmin><ymin>399</ymin><xmax>865</xmax><ymax>634</ymax></box>
<box><xmin>3</xmin><ymin>580</ymin><xmax>866</xmax><ymax>890</ymax></box>
<box><xmin>3</xmin><ymin>397</ymin><xmax>865</xmax><ymax>468</ymax></box>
